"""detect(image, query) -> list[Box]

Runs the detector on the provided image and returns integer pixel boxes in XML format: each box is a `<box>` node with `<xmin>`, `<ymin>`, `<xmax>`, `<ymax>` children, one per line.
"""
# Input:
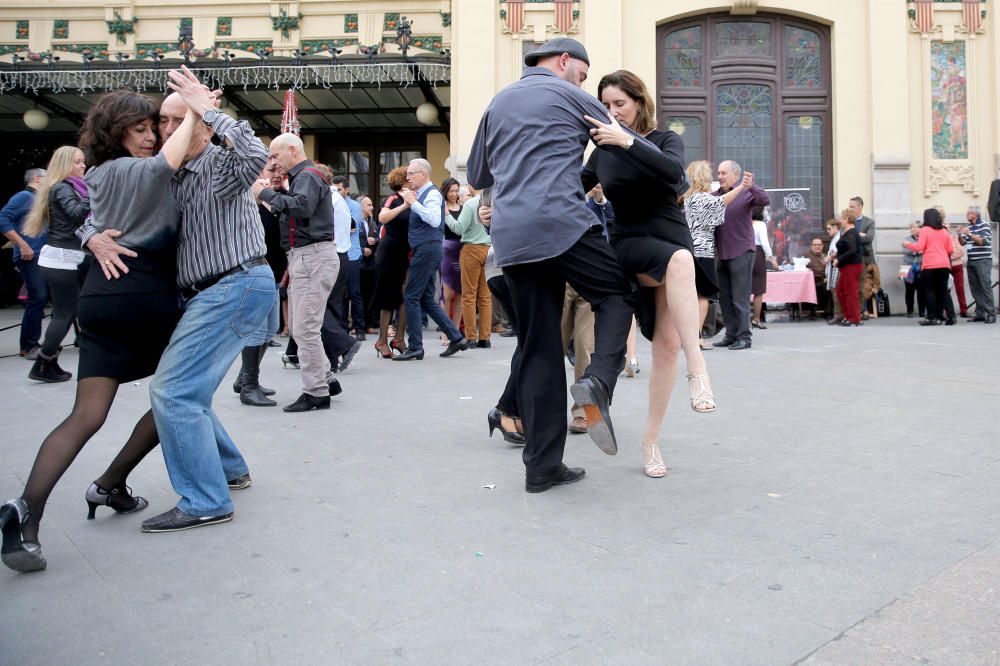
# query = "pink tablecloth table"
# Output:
<box><xmin>762</xmin><ymin>270</ymin><xmax>817</xmax><ymax>304</ymax></box>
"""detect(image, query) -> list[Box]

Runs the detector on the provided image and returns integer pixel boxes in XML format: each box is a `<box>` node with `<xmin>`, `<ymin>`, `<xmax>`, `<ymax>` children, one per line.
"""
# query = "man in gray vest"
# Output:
<box><xmin>467</xmin><ymin>37</ymin><xmax>636</xmax><ymax>493</ymax></box>
<box><xmin>393</xmin><ymin>158</ymin><xmax>469</xmax><ymax>360</ymax></box>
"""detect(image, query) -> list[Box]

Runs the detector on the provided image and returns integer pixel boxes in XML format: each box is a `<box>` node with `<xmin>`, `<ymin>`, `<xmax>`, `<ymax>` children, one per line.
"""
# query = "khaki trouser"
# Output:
<box><xmin>459</xmin><ymin>243</ymin><xmax>492</xmax><ymax>341</ymax></box>
<box><xmin>287</xmin><ymin>241</ymin><xmax>338</xmax><ymax>397</ymax></box>
<box><xmin>560</xmin><ymin>285</ymin><xmax>595</xmax><ymax>419</ymax></box>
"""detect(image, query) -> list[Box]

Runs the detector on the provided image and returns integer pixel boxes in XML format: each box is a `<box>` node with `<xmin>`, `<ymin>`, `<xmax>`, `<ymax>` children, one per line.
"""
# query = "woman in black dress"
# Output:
<box><xmin>0</xmin><ymin>90</ymin><xmax>197</xmax><ymax>573</ymax></box>
<box><xmin>583</xmin><ymin>70</ymin><xmax>716</xmax><ymax>479</ymax></box>
<box><xmin>372</xmin><ymin>165</ymin><xmax>411</xmax><ymax>357</ymax></box>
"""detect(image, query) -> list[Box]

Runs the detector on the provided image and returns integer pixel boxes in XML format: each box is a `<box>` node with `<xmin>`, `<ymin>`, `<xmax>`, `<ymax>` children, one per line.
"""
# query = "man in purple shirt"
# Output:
<box><xmin>712</xmin><ymin>160</ymin><xmax>769</xmax><ymax>350</ymax></box>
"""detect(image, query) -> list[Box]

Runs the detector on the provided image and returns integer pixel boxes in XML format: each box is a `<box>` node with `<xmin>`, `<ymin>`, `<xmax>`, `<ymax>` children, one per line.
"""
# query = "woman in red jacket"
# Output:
<box><xmin>904</xmin><ymin>208</ymin><xmax>955</xmax><ymax>326</ymax></box>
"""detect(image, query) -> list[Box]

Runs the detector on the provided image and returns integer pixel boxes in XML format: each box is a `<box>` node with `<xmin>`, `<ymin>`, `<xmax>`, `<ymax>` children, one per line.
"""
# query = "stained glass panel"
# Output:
<box><xmin>785</xmin><ymin>26</ymin><xmax>822</xmax><ymax>88</ymax></box>
<box><xmin>714</xmin><ymin>22</ymin><xmax>771</xmax><ymax>57</ymax></box>
<box><xmin>779</xmin><ymin>116</ymin><xmax>825</xmax><ymax>258</ymax></box>
<box><xmin>930</xmin><ymin>40</ymin><xmax>968</xmax><ymax>160</ymax></box>
<box><xmin>665</xmin><ymin>116</ymin><xmax>703</xmax><ymax>162</ymax></box>
<box><xmin>663</xmin><ymin>27</ymin><xmax>702</xmax><ymax>88</ymax></box>
<box><xmin>715</xmin><ymin>84</ymin><xmax>773</xmax><ymax>187</ymax></box>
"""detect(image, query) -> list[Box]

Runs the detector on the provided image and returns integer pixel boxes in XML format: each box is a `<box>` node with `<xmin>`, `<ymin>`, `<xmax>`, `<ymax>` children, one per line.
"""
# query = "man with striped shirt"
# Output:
<box><xmin>958</xmin><ymin>205</ymin><xmax>995</xmax><ymax>323</ymax></box>
<box><xmin>142</xmin><ymin>68</ymin><xmax>277</xmax><ymax>533</ymax></box>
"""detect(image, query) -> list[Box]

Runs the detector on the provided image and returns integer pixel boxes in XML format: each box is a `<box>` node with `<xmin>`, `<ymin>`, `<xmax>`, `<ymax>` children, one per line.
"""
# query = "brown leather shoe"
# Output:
<box><xmin>568</xmin><ymin>416</ymin><xmax>588</xmax><ymax>434</ymax></box>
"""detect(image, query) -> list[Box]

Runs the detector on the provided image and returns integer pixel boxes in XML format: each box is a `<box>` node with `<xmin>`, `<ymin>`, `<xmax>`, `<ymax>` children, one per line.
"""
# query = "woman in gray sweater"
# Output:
<box><xmin>1</xmin><ymin>90</ymin><xmax>197</xmax><ymax>573</ymax></box>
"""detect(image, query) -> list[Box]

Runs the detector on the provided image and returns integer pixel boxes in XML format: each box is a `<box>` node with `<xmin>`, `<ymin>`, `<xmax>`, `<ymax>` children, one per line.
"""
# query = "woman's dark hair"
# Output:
<box><xmin>596</xmin><ymin>70</ymin><xmax>656</xmax><ymax>135</ymax></box>
<box><xmin>439</xmin><ymin>177</ymin><xmax>460</xmax><ymax>202</ymax></box>
<box><xmin>923</xmin><ymin>207</ymin><xmax>944</xmax><ymax>229</ymax></box>
<box><xmin>78</xmin><ymin>90</ymin><xmax>158</xmax><ymax>167</ymax></box>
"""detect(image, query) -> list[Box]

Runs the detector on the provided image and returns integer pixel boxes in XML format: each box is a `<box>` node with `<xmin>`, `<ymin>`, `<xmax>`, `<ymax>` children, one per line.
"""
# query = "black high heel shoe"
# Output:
<box><xmin>0</xmin><ymin>498</ymin><xmax>46</xmax><ymax>573</ymax></box>
<box><xmin>281</xmin><ymin>353</ymin><xmax>300</xmax><ymax>369</ymax></box>
<box><xmin>488</xmin><ymin>408</ymin><xmax>527</xmax><ymax>446</ymax></box>
<box><xmin>85</xmin><ymin>482</ymin><xmax>149</xmax><ymax>520</ymax></box>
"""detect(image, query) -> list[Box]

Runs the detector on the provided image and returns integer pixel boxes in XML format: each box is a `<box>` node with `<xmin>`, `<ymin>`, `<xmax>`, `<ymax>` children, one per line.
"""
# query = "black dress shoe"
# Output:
<box><xmin>440</xmin><ymin>337</ymin><xmax>469</xmax><ymax>358</ymax></box>
<box><xmin>233</xmin><ymin>376</ymin><xmax>275</xmax><ymax>396</ymax></box>
<box><xmin>827</xmin><ymin>318</ymin><xmax>844</xmax><ymax>326</ymax></box>
<box><xmin>393</xmin><ymin>348</ymin><xmax>425</xmax><ymax>361</ymax></box>
<box><xmin>945</xmin><ymin>317</ymin><xmax>956</xmax><ymax>326</ymax></box>
<box><xmin>355</xmin><ymin>332</ymin><xmax>366</xmax><ymax>341</ymax></box>
<box><xmin>476</xmin><ymin>339</ymin><xmax>491</xmax><ymax>349</ymax></box>
<box><xmin>986</xmin><ymin>315</ymin><xmax>997</xmax><ymax>324</ymax></box>
<box><xmin>569</xmin><ymin>375</ymin><xmax>617</xmax><ymax>456</ymax></box>
<box><xmin>240</xmin><ymin>385</ymin><xmax>277</xmax><ymax>407</ymax></box>
<box><xmin>712</xmin><ymin>337</ymin><xmax>736</xmax><ymax>347</ymax></box>
<box><xmin>969</xmin><ymin>315</ymin><xmax>985</xmax><ymax>322</ymax></box>
<box><xmin>525</xmin><ymin>464</ymin><xmax>586</xmax><ymax>493</ymax></box>
<box><xmin>141</xmin><ymin>507</ymin><xmax>233</xmax><ymax>533</ymax></box>
<box><xmin>282</xmin><ymin>393</ymin><xmax>331</xmax><ymax>412</ymax></box>
<box><xmin>919</xmin><ymin>318</ymin><xmax>941</xmax><ymax>326</ymax></box>
<box><xmin>338</xmin><ymin>339</ymin><xmax>363</xmax><ymax>372</ymax></box>
<box><xmin>329</xmin><ymin>378</ymin><xmax>343</xmax><ymax>397</ymax></box>
<box><xmin>728</xmin><ymin>339</ymin><xmax>752</xmax><ymax>350</ymax></box>
<box><xmin>499</xmin><ymin>329</ymin><xmax>517</xmax><ymax>338</ymax></box>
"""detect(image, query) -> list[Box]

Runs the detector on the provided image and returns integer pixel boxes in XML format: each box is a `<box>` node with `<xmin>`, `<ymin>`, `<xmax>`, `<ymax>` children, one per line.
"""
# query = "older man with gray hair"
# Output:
<box><xmin>393</xmin><ymin>157</ymin><xmax>469</xmax><ymax>360</ymax></box>
<box><xmin>958</xmin><ymin>204</ymin><xmax>995</xmax><ymax>323</ymax></box>
<box><xmin>254</xmin><ymin>132</ymin><xmax>341</xmax><ymax>410</ymax></box>
<box><xmin>712</xmin><ymin>159</ymin><xmax>769</xmax><ymax>350</ymax></box>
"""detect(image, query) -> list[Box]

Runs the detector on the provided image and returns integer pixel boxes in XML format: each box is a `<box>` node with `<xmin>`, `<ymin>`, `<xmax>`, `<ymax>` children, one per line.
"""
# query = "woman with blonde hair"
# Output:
<box><xmin>681</xmin><ymin>159</ymin><xmax>752</xmax><ymax>349</ymax></box>
<box><xmin>583</xmin><ymin>70</ymin><xmax>721</xmax><ymax>478</ymax></box>
<box><xmin>23</xmin><ymin>146</ymin><xmax>91</xmax><ymax>382</ymax></box>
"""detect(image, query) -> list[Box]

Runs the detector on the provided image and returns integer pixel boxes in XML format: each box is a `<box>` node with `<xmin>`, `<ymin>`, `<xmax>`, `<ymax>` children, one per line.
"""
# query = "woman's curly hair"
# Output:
<box><xmin>78</xmin><ymin>90</ymin><xmax>158</xmax><ymax>167</ymax></box>
<box><xmin>386</xmin><ymin>166</ymin><xmax>408</xmax><ymax>192</ymax></box>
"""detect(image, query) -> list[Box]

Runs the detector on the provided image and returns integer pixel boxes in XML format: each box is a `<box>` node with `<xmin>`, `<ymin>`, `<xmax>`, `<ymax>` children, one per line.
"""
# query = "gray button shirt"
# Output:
<box><xmin>467</xmin><ymin>67</ymin><xmax>617</xmax><ymax>268</ymax></box>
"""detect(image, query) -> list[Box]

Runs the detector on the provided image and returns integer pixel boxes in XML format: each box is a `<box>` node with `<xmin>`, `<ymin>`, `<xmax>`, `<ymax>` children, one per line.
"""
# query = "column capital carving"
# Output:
<box><xmin>730</xmin><ymin>0</ymin><xmax>759</xmax><ymax>16</ymax></box>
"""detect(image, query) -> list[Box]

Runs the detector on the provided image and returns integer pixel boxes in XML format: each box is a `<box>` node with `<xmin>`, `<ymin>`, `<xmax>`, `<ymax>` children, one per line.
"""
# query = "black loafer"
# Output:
<box><xmin>526</xmin><ymin>464</ymin><xmax>586</xmax><ymax>493</ymax></box>
<box><xmin>393</xmin><ymin>348</ymin><xmax>425</xmax><ymax>361</ymax></box>
<box><xmin>140</xmin><ymin>507</ymin><xmax>233</xmax><ymax>533</ymax></box>
<box><xmin>227</xmin><ymin>473</ymin><xmax>252</xmax><ymax>490</ymax></box>
<box><xmin>712</xmin><ymin>338</ymin><xmax>735</xmax><ymax>347</ymax></box>
<box><xmin>440</xmin><ymin>337</ymin><xmax>469</xmax><ymax>358</ymax></box>
<box><xmin>282</xmin><ymin>393</ymin><xmax>331</xmax><ymax>412</ymax></box>
<box><xmin>569</xmin><ymin>375</ymin><xmax>617</xmax><ymax>456</ymax></box>
<box><xmin>329</xmin><ymin>379</ymin><xmax>343</xmax><ymax>397</ymax></box>
<box><xmin>338</xmin><ymin>340</ymin><xmax>363</xmax><ymax>372</ymax></box>
<box><xmin>476</xmin><ymin>339</ymin><xmax>491</xmax><ymax>349</ymax></box>
<box><xmin>728</xmin><ymin>339</ymin><xmax>752</xmax><ymax>350</ymax></box>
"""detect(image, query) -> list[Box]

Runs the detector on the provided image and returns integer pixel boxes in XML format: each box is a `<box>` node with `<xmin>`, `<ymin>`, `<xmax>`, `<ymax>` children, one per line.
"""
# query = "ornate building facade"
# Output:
<box><xmin>1</xmin><ymin>0</ymin><xmax>997</xmax><ymax>308</ymax></box>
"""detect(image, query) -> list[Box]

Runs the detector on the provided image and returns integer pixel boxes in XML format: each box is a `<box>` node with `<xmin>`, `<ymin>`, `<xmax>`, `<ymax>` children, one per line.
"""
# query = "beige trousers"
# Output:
<box><xmin>561</xmin><ymin>285</ymin><xmax>595</xmax><ymax>418</ymax></box>
<box><xmin>287</xmin><ymin>241</ymin><xmax>338</xmax><ymax>397</ymax></box>
<box><xmin>459</xmin><ymin>244</ymin><xmax>492</xmax><ymax>341</ymax></box>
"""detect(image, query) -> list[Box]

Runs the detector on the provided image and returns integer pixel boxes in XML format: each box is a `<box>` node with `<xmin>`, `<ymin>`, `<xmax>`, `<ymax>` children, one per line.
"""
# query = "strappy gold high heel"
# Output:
<box><xmin>687</xmin><ymin>373</ymin><xmax>717</xmax><ymax>413</ymax></box>
<box><xmin>642</xmin><ymin>441</ymin><xmax>666</xmax><ymax>478</ymax></box>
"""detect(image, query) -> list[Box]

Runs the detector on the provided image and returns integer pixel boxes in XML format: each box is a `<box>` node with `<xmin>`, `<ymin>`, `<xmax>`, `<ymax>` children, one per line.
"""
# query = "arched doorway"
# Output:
<box><xmin>657</xmin><ymin>13</ymin><xmax>832</xmax><ymax>259</ymax></box>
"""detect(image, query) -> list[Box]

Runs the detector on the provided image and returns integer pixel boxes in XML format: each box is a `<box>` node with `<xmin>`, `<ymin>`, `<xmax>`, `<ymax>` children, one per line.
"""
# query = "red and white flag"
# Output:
<box><xmin>555</xmin><ymin>0</ymin><xmax>574</xmax><ymax>34</ymax></box>
<box><xmin>506</xmin><ymin>0</ymin><xmax>525</xmax><ymax>34</ymax></box>
<box><xmin>914</xmin><ymin>0</ymin><xmax>934</xmax><ymax>33</ymax></box>
<box><xmin>963</xmin><ymin>0</ymin><xmax>982</xmax><ymax>34</ymax></box>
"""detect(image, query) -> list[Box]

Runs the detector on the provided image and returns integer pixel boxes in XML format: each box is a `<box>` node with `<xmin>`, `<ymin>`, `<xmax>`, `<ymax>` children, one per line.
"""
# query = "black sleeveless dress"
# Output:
<box><xmin>582</xmin><ymin>129</ymin><xmax>716</xmax><ymax>340</ymax></box>
<box><xmin>372</xmin><ymin>194</ymin><xmax>411</xmax><ymax>310</ymax></box>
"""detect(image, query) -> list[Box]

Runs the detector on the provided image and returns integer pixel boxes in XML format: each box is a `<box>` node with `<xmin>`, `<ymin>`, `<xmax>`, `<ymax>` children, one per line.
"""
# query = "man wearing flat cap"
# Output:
<box><xmin>467</xmin><ymin>37</ymin><xmax>640</xmax><ymax>493</ymax></box>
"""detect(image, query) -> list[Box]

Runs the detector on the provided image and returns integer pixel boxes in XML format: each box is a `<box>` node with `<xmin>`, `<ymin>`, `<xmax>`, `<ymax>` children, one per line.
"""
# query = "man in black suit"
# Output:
<box><xmin>357</xmin><ymin>195</ymin><xmax>380</xmax><ymax>332</ymax></box>
<box><xmin>847</xmin><ymin>196</ymin><xmax>876</xmax><ymax>318</ymax></box>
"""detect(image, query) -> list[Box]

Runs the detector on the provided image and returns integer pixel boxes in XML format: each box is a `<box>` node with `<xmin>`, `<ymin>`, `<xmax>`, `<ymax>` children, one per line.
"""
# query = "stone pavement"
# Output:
<box><xmin>1</xmin><ymin>308</ymin><xmax>999</xmax><ymax>665</ymax></box>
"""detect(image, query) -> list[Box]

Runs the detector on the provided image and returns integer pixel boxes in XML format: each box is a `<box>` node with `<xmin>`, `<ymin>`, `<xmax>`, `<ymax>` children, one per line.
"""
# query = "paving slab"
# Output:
<box><xmin>1</xmin><ymin>308</ymin><xmax>999</xmax><ymax>664</ymax></box>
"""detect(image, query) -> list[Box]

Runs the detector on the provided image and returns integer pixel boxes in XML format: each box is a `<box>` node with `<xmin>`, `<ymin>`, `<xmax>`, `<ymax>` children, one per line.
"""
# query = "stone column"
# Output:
<box><xmin>869</xmin><ymin>0</ymin><xmax>913</xmax><ymax>313</ymax></box>
<box><xmin>448</xmin><ymin>0</ymin><xmax>498</xmax><ymax>183</ymax></box>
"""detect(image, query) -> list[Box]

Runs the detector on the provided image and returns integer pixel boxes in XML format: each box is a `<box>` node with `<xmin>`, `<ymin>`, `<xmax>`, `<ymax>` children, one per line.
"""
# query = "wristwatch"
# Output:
<box><xmin>202</xmin><ymin>108</ymin><xmax>220</xmax><ymax>126</ymax></box>
<box><xmin>624</xmin><ymin>135</ymin><xmax>634</xmax><ymax>150</ymax></box>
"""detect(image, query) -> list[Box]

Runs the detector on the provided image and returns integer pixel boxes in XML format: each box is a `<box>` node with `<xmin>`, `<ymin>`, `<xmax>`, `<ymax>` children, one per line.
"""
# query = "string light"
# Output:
<box><xmin>0</xmin><ymin>63</ymin><xmax>451</xmax><ymax>96</ymax></box>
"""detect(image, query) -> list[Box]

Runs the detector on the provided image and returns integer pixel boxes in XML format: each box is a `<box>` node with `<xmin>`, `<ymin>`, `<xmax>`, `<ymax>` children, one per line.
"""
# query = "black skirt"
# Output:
<box><xmin>372</xmin><ymin>236</ymin><xmax>410</xmax><ymax>311</ymax></box>
<box><xmin>752</xmin><ymin>246</ymin><xmax>767</xmax><ymax>296</ymax></box>
<box><xmin>76</xmin><ymin>249</ymin><xmax>181</xmax><ymax>382</ymax></box>
<box><xmin>612</xmin><ymin>236</ymin><xmax>718</xmax><ymax>341</ymax></box>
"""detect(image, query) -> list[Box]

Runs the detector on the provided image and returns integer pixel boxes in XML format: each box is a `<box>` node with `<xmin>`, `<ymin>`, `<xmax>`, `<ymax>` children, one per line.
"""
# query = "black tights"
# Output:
<box><xmin>19</xmin><ymin>377</ymin><xmax>159</xmax><ymax>542</ymax></box>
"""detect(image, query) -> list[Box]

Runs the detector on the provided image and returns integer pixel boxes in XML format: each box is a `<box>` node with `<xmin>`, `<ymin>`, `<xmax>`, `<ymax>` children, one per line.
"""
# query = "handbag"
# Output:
<box><xmin>904</xmin><ymin>265</ymin><xmax>917</xmax><ymax>284</ymax></box>
<box><xmin>876</xmin><ymin>289</ymin><xmax>890</xmax><ymax>316</ymax></box>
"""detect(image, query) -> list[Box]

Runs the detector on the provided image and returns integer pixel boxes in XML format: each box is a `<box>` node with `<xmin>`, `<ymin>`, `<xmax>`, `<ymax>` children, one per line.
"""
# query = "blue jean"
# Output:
<box><xmin>150</xmin><ymin>264</ymin><xmax>276</xmax><ymax>516</ymax></box>
<box><xmin>345</xmin><ymin>258</ymin><xmax>365</xmax><ymax>331</ymax></box>
<box><xmin>14</xmin><ymin>257</ymin><xmax>48</xmax><ymax>352</ymax></box>
<box><xmin>404</xmin><ymin>242</ymin><xmax>462</xmax><ymax>350</ymax></box>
